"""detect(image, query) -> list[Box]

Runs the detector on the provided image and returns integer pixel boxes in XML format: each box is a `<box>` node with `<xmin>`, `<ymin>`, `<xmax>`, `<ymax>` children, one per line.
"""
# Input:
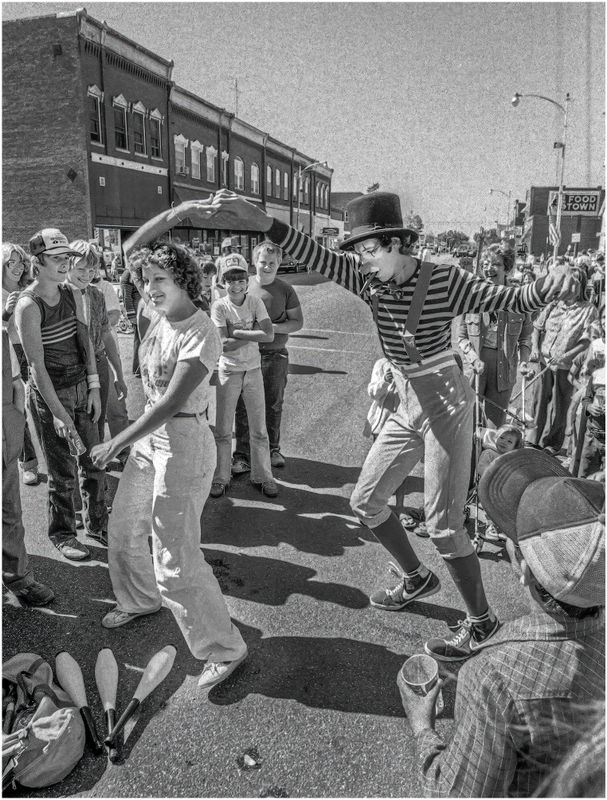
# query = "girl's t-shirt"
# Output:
<box><xmin>210</xmin><ymin>293</ymin><xmax>269</xmax><ymax>371</ymax></box>
<box><xmin>139</xmin><ymin>307</ymin><xmax>221</xmax><ymax>415</ymax></box>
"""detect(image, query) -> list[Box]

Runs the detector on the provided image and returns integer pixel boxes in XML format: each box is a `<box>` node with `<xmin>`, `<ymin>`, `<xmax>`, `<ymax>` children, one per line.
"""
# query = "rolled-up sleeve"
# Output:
<box><xmin>413</xmin><ymin>665</ymin><xmax>516</xmax><ymax>797</ymax></box>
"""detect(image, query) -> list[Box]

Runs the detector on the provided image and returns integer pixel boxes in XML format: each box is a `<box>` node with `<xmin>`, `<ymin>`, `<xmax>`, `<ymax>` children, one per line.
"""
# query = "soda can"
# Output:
<box><xmin>67</xmin><ymin>430</ymin><xmax>87</xmax><ymax>457</ymax></box>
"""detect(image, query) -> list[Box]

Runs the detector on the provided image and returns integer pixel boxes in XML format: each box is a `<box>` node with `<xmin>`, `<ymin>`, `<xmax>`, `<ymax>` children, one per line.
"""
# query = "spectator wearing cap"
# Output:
<box><xmin>232</xmin><ymin>241</ymin><xmax>303</xmax><ymax>473</ymax></box>
<box><xmin>215</xmin><ymin>237</ymin><xmax>248</xmax><ymax>285</ymax></box>
<box><xmin>399</xmin><ymin>448</ymin><xmax>605</xmax><ymax>797</ymax></box>
<box><xmin>209</xmin><ymin>262</ymin><xmax>277</xmax><ymax>498</ymax></box>
<box><xmin>14</xmin><ymin>229</ymin><xmax>107</xmax><ymax>561</ymax></box>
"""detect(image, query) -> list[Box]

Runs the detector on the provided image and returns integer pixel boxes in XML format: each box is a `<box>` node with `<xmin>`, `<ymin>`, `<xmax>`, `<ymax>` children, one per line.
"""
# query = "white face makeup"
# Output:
<box><xmin>354</xmin><ymin>237</ymin><xmax>404</xmax><ymax>283</ymax></box>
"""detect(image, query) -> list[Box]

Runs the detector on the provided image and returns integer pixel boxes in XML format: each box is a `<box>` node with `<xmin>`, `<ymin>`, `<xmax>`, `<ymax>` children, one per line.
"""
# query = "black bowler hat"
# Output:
<box><xmin>339</xmin><ymin>192</ymin><xmax>419</xmax><ymax>251</ymax></box>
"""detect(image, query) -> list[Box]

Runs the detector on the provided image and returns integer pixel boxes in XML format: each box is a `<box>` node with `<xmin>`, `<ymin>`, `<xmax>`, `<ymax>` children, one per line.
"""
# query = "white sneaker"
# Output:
<box><xmin>198</xmin><ymin>649</ymin><xmax>247</xmax><ymax>689</ymax></box>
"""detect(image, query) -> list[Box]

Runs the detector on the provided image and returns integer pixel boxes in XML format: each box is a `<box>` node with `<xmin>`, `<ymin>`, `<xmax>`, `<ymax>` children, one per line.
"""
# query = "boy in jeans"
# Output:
<box><xmin>210</xmin><ymin>263</ymin><xmax>277</xmax><ymax>498</ymax></box>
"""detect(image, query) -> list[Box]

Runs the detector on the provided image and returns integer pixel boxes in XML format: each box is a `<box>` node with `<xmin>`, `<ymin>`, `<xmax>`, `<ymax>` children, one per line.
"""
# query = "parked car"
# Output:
<box><xmin>278</xmin><ymin>257</ymin><xmax>305</xmax><ymax>273</ymax></box>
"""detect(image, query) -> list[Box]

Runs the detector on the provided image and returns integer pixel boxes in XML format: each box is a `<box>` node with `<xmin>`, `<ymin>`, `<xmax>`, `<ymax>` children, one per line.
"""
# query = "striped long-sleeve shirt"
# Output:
<box><xmin>414</xmin><ymin>608</ymin><xmax>605</xmax><ymax>797</ymax></box>
<box><xmin>267</xmin><ymin>221</ymin><xmax>550</xmax><ymax>367</ymax></box>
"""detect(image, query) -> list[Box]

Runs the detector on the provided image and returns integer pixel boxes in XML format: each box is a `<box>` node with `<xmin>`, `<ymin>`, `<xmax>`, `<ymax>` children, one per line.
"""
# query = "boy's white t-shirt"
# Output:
<box><xmin>210</xmin><ymin>293</ymin><xmax>269</xmax><ymax>371</ymax></box>
<box><xmin>139</xmin><ymin>307</ymin><xmax>221</xmax><ymax>414</ymax></box>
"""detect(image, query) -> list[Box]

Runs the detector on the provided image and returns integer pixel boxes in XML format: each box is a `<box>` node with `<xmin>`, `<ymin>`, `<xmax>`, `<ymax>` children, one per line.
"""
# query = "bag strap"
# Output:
<box><xmin>370</xmin><ymin>260</ymin><xmax>435</xmax><ymax>365</ymax></box>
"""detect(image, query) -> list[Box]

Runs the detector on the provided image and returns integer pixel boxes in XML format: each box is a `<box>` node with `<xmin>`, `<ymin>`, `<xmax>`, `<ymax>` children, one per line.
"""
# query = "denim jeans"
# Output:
<box><xmin>529</xmin><ymin>367</ymin><xmax>574</xmax><ymax>451</ymax></box>
<box><xmin>30</xmin><ymin>379</ymin><xmax>107</xmax><ymax>543</ymax></box>
<box><xmin>350</xmin><ymin>360</ymin><xmax>475</xmax><ymax>559</ymax></box>
<box><xmin>2</xmin><ymin>449</ymin><xmax>32</xmax><ymax>589</ymax></box>
<box><xmin>234</xmin><ymin>348</ymin><xmax>289</xmax><ymax>458</ymax></box>
<box><xmin>214</xmin><ymin>366</ymin><xmax>273</xmax><ymax>485</ymax></box>
<box><xmin>12</xmin><ymin>344</ymin><xmax>38</xmax><ymax>472</ymax></box>
<box><xmin>473</xmin><ymin>347</ymin><xmax>514</xmax><ymax>428</ymax></box>
<box><xmin>108</xmin><ymin>418</ymin><xmax>247</xmax><ymax>662</ymax></box>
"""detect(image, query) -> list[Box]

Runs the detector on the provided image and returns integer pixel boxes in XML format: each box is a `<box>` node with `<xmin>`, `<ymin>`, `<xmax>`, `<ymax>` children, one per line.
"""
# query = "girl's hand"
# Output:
<box><xmin>90</xmin><ymin>441</ymin><xmax>118</xmax><ymax>469</ymax></box>
<box><xmin>4</xmin><ymin>291</ymin><xmax>20</xmax><ymax>316</ymax></box>
<box><xmin>114</xmin><ymin>377</ymin><xmax>128</xmax><ymax>400</ymax></box>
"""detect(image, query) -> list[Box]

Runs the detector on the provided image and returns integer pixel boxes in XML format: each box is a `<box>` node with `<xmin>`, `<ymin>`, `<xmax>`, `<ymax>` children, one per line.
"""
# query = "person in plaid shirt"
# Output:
<box><xmin>398</xmin><ymin>449</ymin><xmax>604</xmax><ymax>797</ymax></box>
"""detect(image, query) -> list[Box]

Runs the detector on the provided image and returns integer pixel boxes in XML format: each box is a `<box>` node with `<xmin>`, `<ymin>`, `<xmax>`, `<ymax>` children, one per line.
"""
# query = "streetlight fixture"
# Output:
<box><xmin>489</xmin><ymin>188</ymin><xmax>512</xmax><ymax>231</ymax></box>
<box><xmin>511</xmin><ymin>91</ymin><xmax>571</xmax><ymax>261</ymax></box>
<box><xmin>296</xmin><ymin>160</ymin><xmax>328</xmax><ymax>233</ymax></box>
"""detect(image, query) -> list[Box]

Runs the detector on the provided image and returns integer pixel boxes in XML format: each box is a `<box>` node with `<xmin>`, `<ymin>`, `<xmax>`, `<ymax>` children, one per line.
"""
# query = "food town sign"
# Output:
<box><xmin>547</xmin><ymin>190</ymin><xmax>602</xmax><ymax>216</ymax></box>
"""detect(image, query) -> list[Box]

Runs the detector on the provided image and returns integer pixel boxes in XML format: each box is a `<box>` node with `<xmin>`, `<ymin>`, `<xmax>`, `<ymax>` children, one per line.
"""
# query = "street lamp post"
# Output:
<box><xmin>511</xmin><ymin>91</ymin><xmax>571</xmax><ymax>262</ymax></box>
<box><xmin>296</xmin><ymin>160</ymin><xmax>328</xmax><ymax>233</ymax></box>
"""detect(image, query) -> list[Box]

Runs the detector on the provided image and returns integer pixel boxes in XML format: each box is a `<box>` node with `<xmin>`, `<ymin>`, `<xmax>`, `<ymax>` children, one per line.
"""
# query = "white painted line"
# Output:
<box><xmin>289</xmin><ymin>345</ymin><xmax>363</xmax><ymax>354</ymax></box>
<box><xmin>298</xmin><ymin>328</ymin><xmax>376</xmax><ymax>337</ymax></box>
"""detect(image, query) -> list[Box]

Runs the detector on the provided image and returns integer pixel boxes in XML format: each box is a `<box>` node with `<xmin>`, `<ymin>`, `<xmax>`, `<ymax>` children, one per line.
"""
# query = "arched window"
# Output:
<box><xmin>274</xmin><ymin>168</ymin><xmax>281</xmax><ymax>198</ymax></box>
<box><xmin>266</xmin><ymin>165</ymin><xmax>272</xmax><ymax>195</ymax></box>
<box><xmin>251</xmin><ymin>163</ymin><xmax>260</xmax><ymax>195</ymax></box>
<box><xmin>283</xmin><ymin>172</ymin><xmax>289</xmax><ymax>201</ymax></box>
<box><xmin>234</xmin><ymin>156</ymin><xmax>244</xmax><ymax>190</ymax></box>
<box><xmin>304</xmin><ymin>177</ymin><xmax>310</xmax><ymax>204</ymax></box>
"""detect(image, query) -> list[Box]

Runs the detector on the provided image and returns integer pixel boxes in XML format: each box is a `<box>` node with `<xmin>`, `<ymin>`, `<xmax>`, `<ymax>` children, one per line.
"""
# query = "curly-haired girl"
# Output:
<box><xmin>90</xmin><ymin>239</ymin><xmax>248</xmax><ymax>690</ymax></box>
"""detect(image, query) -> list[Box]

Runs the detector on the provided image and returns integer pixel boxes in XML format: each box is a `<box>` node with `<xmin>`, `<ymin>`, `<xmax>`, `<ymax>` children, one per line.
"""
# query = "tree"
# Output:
<box><xmin>437</xmin><ymin>229</ymin><xmax>468</xmax><ymax>249</ymax></box>
<box><xmin>473</xmin><ymin>227</ymin><xmax>500</xmax><ymax>247</ymax></box>
<box><xmin>404</xmin><ymin>211</ymin><xmax>424</xmax><ymax>232</ymax></box>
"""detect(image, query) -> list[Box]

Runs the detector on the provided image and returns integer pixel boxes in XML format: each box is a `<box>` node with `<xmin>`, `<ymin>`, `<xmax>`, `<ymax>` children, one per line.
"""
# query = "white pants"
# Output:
<box><xmin>214</xmin><ymin>366</ymin><xmax>273</xmax><ymax>484</ymax></box>
<box><xmin>108</xmin><ymin>417</ymin><xmax>246</xmax><ymax>662</ymax></box>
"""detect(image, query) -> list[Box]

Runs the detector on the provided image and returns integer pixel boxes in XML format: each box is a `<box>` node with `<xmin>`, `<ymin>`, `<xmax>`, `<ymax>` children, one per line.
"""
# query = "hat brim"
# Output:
<box><xmin>40</xmin><ymin>246</ymin><xmax>81</xmax><ymax>256</ymax></box>
<box><xmin>478</xmin><ymin>449</ymin><xmax>571</xmax><ymax>539</ymax></box>
<box><xmin>339</xmin><ymin>227</ymin><xmax>419</xmax><ymax>251</ymax></box>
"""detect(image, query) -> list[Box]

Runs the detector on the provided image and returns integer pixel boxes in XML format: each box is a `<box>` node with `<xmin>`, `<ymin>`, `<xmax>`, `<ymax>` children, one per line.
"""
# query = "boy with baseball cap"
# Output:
<box><xmin>14</xmin><ymin>228</ymin><xmax>106</xmax><ymax>560</ymax></box>
<box><xmin>399</xmin><ymin>448</ymin><xmax>604</xmax><ymax>797</ymax></box>
<box><xmin>210</xmin><ymin>262</ymin><xmax>278</xmax><ymax>498</ymax></box>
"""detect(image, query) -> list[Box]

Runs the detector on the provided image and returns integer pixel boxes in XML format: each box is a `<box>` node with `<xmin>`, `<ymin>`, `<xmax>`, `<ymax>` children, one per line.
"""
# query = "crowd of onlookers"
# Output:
<box><xmin>2</xmin><ymin>223</ymin><xmax>604</xmax><ymax>793</ymax></box>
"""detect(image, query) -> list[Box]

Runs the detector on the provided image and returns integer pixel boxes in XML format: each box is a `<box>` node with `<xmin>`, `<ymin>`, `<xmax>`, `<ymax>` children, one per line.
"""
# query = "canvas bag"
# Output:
<box><xmin>2</xmin><ymin>653</ymin><xmax>85</xmax><ymax>790</ymax></box>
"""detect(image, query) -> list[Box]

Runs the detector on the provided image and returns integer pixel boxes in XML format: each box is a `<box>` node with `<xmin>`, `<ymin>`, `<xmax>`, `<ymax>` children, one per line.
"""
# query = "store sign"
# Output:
<box><xmin>322</xmin><ymin>227</ymin><xmax>339</xmax><ymax>235</ymax></box>
<box><xmin>571</xmin><ymin>233</ymin><xmax>581</xmax><ymax>243</ymax></box>
<box><xmin>547</xmin><ymin>190</ymin><xmax>601</xmax><ymax>216</ymax></box>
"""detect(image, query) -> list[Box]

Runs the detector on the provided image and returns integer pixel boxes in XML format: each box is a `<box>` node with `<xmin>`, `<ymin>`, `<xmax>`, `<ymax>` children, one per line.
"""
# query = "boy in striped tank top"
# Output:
<box><xmin>121</xmin><ymin>191</ymin><xmax>578</xmax><ymax>662</ymax></box>
<box><xmin>15</xmin><ymin>229</ymin><xmax>107</xmax><ymax>561</ymax></box>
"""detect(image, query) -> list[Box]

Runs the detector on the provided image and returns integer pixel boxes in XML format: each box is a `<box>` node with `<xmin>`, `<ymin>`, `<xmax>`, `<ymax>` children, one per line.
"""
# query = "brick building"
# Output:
<box><xmin>3</xmin><ymin>8</ymin><xmax>336</xmax><ymax>260</ymax></box>
<box><xmin>520</xmin><ymin>185</ymin><xmax>605</xmax><ymax>257</ymax></box>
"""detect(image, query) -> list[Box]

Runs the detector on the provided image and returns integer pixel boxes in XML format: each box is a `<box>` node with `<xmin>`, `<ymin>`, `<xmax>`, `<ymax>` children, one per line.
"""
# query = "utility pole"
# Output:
<box><xmin>233</xmin><ymin>78</ymin><xmax>241</xmax><ymax>118</ymax></box>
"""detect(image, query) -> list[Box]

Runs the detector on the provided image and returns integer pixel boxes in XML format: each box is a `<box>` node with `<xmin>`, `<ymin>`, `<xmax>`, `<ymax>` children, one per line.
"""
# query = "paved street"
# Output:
<box><xmin>4</xmin><ymin>260</ymin><xmax>534</xmax><ymax>798</ymax></box>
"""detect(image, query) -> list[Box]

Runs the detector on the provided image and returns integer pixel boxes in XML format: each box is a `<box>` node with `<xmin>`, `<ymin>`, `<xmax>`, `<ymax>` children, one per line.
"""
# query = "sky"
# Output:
<box><xmin>3</xmin><ymin>1</ymin><xmax>605</xmax><ymax>235</ymax></box>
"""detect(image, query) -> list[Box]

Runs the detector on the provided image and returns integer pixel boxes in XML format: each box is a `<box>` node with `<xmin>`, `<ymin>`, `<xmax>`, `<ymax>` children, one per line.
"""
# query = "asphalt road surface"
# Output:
<box><xmin>4</xmin><ymin>257</ymin><xmax>534</xmax><ymax>798</ymax></box>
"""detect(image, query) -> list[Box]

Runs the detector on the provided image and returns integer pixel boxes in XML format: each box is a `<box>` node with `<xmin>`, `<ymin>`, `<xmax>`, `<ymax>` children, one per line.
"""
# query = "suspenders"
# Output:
<box><xmin>370</xmin><ymin>260</ymin><xmax>434</xmax><ymax>364</ymax></box>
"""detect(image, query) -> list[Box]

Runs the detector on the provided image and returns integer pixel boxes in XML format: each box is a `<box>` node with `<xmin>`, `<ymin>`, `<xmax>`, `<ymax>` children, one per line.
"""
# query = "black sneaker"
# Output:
<box><xmin>370</xmin><ymin>562</ymin><xmax>441</xmax><ymax>611</ymax></box>
<box><xmin>270</xmin><ymin>449</ymin><xmax>286</xmax><ymax>468</ymax></box>
<box><xmin>424</xmin><ymin>613</ymin><xmax>501</xmax><ymax>662</ymax></box>
<box><xmin>13</xmin><ymin>581</ymin><xmax>55</xmax><ymax>607</ymax></box>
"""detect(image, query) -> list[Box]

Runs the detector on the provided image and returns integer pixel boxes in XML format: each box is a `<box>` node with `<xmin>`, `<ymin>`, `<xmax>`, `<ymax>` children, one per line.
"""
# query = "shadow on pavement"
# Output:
<box><xmin>288</xmin><ymin>363</ymin><xmax>347</xmax><ymax>376</ymax></box>
<box><xmin>203</xmin><ymin>547</ymin><xmax>369</xmax><ymax>609</ymax></box>
<box><xmin>202</xmin><ymin>476</ymin><xmax>372</xmax><ymax>557</ymax></box>
<box><xmin>289</xmin><ymin>333</ymin><xmax>330</xmax><ymax>340</ymax></box>
<box><xmin>208</xmin><ymin>622</ymin><xmax>459</xmax><ymax>720</ymax></box>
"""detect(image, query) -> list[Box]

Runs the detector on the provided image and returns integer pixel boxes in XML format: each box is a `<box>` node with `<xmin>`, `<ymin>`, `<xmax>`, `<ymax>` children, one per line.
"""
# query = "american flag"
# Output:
<box><xmin>548</xmin><ymin>196</ymin><xmax>560</xmax><ymax>248</ymax></box>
